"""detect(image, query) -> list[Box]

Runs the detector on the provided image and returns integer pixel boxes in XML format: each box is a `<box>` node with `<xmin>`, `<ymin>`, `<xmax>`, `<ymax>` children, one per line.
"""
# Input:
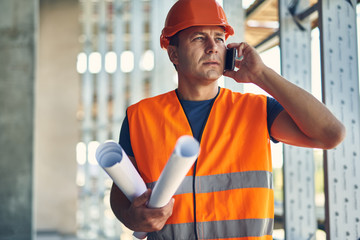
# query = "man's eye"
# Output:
<box><xmin>194</xmin><ymin>36</ymin><xmax>204</xmax><ymax>41</ymax></box>
<box><xmin>217</xmin><ymin>38</ymin><xmax>225</xmax><ymax>42</ymax></box>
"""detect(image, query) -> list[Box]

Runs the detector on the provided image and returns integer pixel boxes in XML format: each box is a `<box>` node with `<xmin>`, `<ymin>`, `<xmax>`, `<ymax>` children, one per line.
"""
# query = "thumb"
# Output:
<box><xmin>132</xmin><ymin>188</ymin><xmax>151</xmax><ymax>207</ymax></box>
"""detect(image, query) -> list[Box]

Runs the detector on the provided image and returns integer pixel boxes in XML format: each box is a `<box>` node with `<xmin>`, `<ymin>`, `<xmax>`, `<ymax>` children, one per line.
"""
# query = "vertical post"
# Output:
<box><xmin>81</xmin><ymin>0</ymin><xmax>94</xmax><ymax>234</ymax></box>
<box><xmin>112</xmin><ymin>0</ymin><xmax>126</xmax><ymax>141</ymax></box>
<box><xmin>0</xmin><ymin>0</ymin><xmax>37</xmax><ymax>239</ymax></box>
<box><xmin>319</xmin><ymin>0</ymin><xmax>360</xmax><ymax>239</ymax></box>
<box><xmin>97</xmin><ymin>0</ymin><xmax>109</xmax><ymax>143</ymax></box>
<box><xmin>279</xmin><ymin>0</ymin><xmax>317</xmax><ymax>239</ymax></box>
<box><xmin>223</xmin><ymin>0</ymin><xmax>244</xmax><ymax>93</ymax></box>
<box><xmin>150</xmin><ymin>0</ymin><xmax>176</xmax><ymax>96</ymax></box>
<box><xmin>150</xmin><ymin>0</ymin><xmax>161</xmax><ymax>96</ymax></box>
<box><xmin>129</xmin><ymin>0</ymin><xmax>144</xmax><ymax>104</ymax></box>
<box><xmin>96</xmin><ymin>0</ymin><xmax>109</xmax><ymax>236</ymax></box>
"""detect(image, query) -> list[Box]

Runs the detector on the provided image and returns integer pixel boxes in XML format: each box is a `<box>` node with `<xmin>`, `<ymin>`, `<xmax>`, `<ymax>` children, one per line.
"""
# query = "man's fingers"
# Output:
<box><xmin>132</xmin><ymin>189</ymin><xmax>151</xmax><ymax>207</ymax></box>
<box><xmin>164</xmin><ymin>198</ymin><xmax>175</xmax><ymax>216</ymax></box>
<box><xmin>125</xmin><ymin>194</ymin><xmax>175</xmax><ymax>232</ymax></box>
<box><xmin>168</xmin><ymin>198</ymin><xmax>175</xmax><ymax>216</ymax></box>
<box><xmin>147</xmin><ymin>198</ymin><xmax>175</xmax><ymax>231</ymax></box>
<box><xmin>223</xmin><ymin>70</ymin><xmax>236</xmax><ymax>79</ymax></box>
<box><xmin>227</xmin><ymin>42</ymin><xmax>248</xmax><ymax>56</ymax></box>
<box><xmin>227</xmin><ymin>42</ymin><xmax>240</xmax><ymax>49</ymax></box>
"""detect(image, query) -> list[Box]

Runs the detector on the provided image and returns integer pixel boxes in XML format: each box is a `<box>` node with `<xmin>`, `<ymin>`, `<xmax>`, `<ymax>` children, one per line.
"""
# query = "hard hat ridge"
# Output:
<box><xmin>160</xmin><ymin>0</ymin><xmax>235</xmax><ymax>49</ymax></box>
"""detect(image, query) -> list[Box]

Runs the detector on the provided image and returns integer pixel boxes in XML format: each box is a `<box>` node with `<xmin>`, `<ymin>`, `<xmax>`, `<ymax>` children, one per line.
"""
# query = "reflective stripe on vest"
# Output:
<box><xmin>148</xmin><ymin>218</ymin><xmax>274</xmax><ymax>240</ymax></box>
<box><xmin>146</xmin><ymin>170</ymin><xmax>273</xmax><ymax>195</ymax></box>
<box><xmin>127</xmin><ymin>88</ymin><xmax>273</xmax><ymax>239</ymax></box>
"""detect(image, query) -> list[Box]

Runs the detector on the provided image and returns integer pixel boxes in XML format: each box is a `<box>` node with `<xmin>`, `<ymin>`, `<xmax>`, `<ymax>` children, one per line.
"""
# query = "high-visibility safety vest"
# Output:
<box><xmin>127</xmin><ymin>88</ymin><xmax>274</xmax><ymax>240</ymax></box>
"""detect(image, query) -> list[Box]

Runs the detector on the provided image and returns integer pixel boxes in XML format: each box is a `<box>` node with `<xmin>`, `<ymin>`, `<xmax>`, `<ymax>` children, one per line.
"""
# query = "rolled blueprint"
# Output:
<box><xmin>134</xmin><ymin>135</ymin><xmax>200</xmax><ymax>239</ymax></box>
<box><xmin>95</xmin><ymin>141</ymin><xmax>147</xmax><ymax>202</ymax></box>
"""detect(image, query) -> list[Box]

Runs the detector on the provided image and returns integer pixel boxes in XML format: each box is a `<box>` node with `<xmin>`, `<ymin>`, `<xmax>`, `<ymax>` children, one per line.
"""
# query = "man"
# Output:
<box><xmin>110</xmin><ymin>0</ymin><xmax>345</xmax><ymax>239</ymax></box>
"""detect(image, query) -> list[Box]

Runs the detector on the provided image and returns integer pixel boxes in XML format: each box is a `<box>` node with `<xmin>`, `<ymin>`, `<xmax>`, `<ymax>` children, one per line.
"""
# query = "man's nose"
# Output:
<box><xmin>205</xmin><ymin>38</ymin><xmax>218</xmax><ymax>54</ymax></box>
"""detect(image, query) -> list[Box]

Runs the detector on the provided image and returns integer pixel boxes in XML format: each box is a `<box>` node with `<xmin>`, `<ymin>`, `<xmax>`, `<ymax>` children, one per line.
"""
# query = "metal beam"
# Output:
<box><xmin>297</xmin><ymin>2</ymin><xmax>318</xmax><ymax>20</ymax></box>
<box><xmin>319</xmin><ymin>0</ymin><xmax>360</xmax><ymax>239</ymax></box>
<box><xmin>254</xmin><ymin>1</ymin><xmax>360</xmax><ymax>50</ymax></box>
<box><xmin>279</xmin><ymin>0</ymin><xmax>317</xmax><ymax>239</ymax></box>
<box><xmin>246</xmin><ymin>0</ymin><xmax>267</xmax><ymax>18</ymax></box>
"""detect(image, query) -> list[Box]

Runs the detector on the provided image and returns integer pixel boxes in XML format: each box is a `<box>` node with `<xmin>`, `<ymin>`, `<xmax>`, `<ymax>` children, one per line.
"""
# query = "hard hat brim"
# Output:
<box><xmin>160</xmin><ymin>23</ymin><xmax>234</xmax><ymax>49</ymax></box>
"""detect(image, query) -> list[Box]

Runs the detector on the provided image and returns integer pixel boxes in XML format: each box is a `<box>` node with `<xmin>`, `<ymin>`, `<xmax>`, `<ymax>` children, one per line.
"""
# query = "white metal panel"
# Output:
<box><xmin>82</xmin><ymin>1</ymin><xmax>94</xmax><ymax>145</ymax></box>
<box><xmin>112</xmin><ymin>0</ymin><xmax>126</xmax><ymax>141</ymax></box>
<box><xmin>129</xmin><ymin>0</ymin><xmax>144</xmax><ymax>105</ymax></box>
<box><xmin>96</xmin><ymin>0</ymin><xmax>109</xmax><ymax>236</ymax></box>
<box><xmin>97</xmin><ymin>0</ymin><xmax>109</xmax><ymax>143</ymax></box>
<box><xmin>150</xmin><ymin>0</ymin><xmax>177</xmax><ymax>97</ymax></box>
<box><xmin>319</xmin><ymin>0</ymin><xmax>360</xmax><ymax>239</ymax></box>
<box><xmin>279</xmin><ymin>0</ymin><xmax>317</xmax><ymax>239</ymax></box>
<box><xmin>81</xmin><ymin>0</ymin><xmax>94</xmax><ymax>234</ymax></box>
<box><xmin>223</xmin><ymin>0</ymin><xmax>244</xmax><ymax>93</ymax></box>
<box><xmin>150</xmin><ymin>0</ymin><xmax>165</xmax><ymax>96</ymax></box>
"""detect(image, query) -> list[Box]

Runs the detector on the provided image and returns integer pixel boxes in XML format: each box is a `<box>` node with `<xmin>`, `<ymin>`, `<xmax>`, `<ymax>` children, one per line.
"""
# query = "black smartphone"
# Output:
<box><xmin>224</xmin><ymin>48</ymin><xmax>237</xmax><ymax>71</ymax></box>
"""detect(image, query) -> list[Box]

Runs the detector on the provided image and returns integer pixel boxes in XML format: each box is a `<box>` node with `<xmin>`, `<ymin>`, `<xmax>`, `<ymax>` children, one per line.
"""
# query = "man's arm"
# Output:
<box><xmin>224</xmin><ymin>42</ymin><xmax>345</xmax><ymax>149</ymax></box>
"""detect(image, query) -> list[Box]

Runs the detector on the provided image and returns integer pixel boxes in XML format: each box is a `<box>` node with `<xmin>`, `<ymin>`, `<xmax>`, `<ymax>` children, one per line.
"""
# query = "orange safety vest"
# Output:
<box><xmin>127</xmin><ymin>88</ymin><xmax>274</xmax><ymax>240</ymax></box>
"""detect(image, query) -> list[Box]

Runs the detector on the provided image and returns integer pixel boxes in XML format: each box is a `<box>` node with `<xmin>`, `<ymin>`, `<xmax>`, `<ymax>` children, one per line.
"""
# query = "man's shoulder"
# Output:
<box><xmin>131</xmin><ymin>90</ymin><xmax>176</xmax><ymax>106</ymax></box>
<box><xmin>128</xmin><ymin>90</ymin><xmax>177</xmax><ymax>114</ymax></box>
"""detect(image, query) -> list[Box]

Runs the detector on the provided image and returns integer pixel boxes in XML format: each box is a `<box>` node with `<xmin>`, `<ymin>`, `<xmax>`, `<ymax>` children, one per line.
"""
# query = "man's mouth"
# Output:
<box><xmin>203</xmin><ymin>61</ymin><xmax>220</xmax><ymax>65</ymax></box>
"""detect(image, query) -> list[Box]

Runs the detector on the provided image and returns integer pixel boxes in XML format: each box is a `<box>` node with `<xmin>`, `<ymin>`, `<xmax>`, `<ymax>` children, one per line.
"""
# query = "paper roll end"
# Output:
<box><xmin>96</xmin><ymin>142</ymin><xmax>123</xmax><ymax>168</ymax></box>
<box><xmin>98</xmin><ymin>151</ymin><xmax>122</xmax><ymax>168</ymax></box>
<box><xmin>176</xmin><ymin>135</ymin><xmax>200</xmax><ymax>158</ymax></box>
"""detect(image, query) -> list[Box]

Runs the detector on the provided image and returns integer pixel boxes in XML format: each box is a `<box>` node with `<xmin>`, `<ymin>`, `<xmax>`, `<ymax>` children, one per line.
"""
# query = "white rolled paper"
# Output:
<box><xmin>95</xmin><ymin>141</ymin><xmax>147</xmax><ymax>202</ymax></box>
<box><xmin>134</xmin><ymin>135</ymin><xmax>200</xmax><ymax>239</ymax></box>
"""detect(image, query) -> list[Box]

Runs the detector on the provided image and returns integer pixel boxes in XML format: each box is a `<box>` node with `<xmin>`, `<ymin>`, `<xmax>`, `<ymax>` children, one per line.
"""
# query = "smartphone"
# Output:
<box><xmin>224</xmin><ymin>48</ymin><xmax>237</xmax><ymax>71</ymax></box>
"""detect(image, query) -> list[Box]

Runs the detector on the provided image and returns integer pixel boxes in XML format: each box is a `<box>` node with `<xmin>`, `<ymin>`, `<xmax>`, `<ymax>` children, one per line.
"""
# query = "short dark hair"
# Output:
<box><xmin>169</xmin><ymin>32</ymin><xmax>180</xmax><ymax>47</ymax></box>
<box><xmin>168</xmin><ymin>32</ymin><xmax>181</xmax><ymax>70</ymax></box>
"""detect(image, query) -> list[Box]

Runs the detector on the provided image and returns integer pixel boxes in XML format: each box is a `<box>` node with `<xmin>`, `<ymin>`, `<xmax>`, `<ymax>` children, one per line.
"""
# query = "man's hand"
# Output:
<box><xmin>223</xmin><ymin>42</ymin><xmax>266</xmax><ymax>85</ymax></box>
<box><xmin>112</xmin><ymin>187</ymin><xmax>175</xmax><ymax>232</ymax></box>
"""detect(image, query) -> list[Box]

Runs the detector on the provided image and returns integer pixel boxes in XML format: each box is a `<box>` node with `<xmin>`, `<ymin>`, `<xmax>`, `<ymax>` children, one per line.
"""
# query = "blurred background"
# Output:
<box><xmin>0</xmin><ymin>0</ymin><xmax>359</xmax><ymax>239</ymax></box>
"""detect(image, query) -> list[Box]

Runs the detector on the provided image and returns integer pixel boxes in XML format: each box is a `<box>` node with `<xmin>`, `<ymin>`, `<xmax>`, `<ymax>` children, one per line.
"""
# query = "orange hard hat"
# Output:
<box><xmin>160</xmin><ymin>0</ymin><xmax>235</xmax><ymax>49</ymax></box>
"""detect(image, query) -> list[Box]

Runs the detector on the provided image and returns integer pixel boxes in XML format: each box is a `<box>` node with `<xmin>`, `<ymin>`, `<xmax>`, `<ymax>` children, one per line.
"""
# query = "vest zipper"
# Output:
<box><xmin>176</xmin><ymin>88</ymin><xmax>220</xmax><ymax>240</ymax></box>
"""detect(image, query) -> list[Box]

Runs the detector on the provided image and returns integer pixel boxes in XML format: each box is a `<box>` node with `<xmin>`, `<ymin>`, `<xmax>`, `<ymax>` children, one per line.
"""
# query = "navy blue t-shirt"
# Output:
<box><xmin>119</xmin><ymin>91</ymin><xmax>284</xmax><ymax>157</ymax></box>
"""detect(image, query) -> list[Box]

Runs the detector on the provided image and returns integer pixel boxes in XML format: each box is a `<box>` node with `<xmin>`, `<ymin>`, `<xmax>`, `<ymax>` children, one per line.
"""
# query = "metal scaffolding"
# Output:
<box><xmin>77</xmin><ymin>0</ymin><xmax>177</xmax><ymax>238</ymax></box>
<box><xmin>76</xmin><ymin>0</ymin><xmax>360</xmax><ymax>239</ymax></box>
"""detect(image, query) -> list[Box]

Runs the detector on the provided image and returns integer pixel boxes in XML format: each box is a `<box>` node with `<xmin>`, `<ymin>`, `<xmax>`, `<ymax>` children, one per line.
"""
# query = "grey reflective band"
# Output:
<box><xmin>146</xmin><ymin>171</ymin><xmax>273</xmax><ymax>194</ymax></box>
<box><xmin>147</xmin><ymin>218</ymin><xmax>274</xmax><ymax>239</ymax></box>
<box><xmin>148</xmin><ymin>222</ymin><xmax>196</xmax><ymax>240</ymax></box>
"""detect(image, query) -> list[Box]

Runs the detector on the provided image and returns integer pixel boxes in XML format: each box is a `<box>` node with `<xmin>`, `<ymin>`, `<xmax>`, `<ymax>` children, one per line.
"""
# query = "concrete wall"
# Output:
<box><xmin>34</xmin><ymin>0</ymin><xmax>80</xmax><ymax>234</ymax></box>
<box><xmin>0</xmin><ymin>0</ymin><xmax>37</xmax><ymax>239</ymax></box>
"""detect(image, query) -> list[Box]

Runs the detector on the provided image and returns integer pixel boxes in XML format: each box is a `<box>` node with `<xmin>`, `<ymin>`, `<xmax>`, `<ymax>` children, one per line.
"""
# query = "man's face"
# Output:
<box><xmin>169</xmin><ymin>26</ymin><xmax>227</xmax><ymax>84</ymax></box>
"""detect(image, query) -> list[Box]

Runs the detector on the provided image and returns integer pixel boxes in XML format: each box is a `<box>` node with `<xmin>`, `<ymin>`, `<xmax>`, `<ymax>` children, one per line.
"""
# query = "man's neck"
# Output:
<box><xmin>177</xmin><ymin>82</ymin><xmax>219</xmax><ymax>101</ymax></box>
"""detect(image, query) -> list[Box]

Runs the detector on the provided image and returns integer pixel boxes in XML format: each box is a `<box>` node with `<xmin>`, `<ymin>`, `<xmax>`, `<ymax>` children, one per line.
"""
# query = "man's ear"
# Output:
<box><xmin>167</xmin><ymin>45</ymin><xmax>179</xmax><ymax>65</ymax></box>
